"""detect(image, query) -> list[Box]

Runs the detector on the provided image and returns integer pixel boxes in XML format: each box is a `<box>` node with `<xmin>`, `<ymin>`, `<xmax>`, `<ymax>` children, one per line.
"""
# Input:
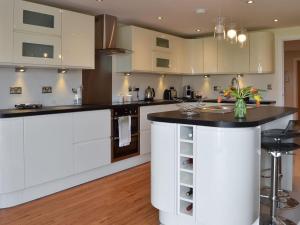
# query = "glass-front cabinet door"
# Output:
<box><xmin>152</xmin><ymin>51</ymin><xmax>176</xmax><ymax>73</ymax></box>
<box><xmin>153</xmin><ymin>33</ymin><xmax>173</xmax><ymax>52</ymax></box>
<box><xmin>14</xmin><ymin>0</ymin><xmax>62</xmax><ymax>36</ymax></box>
<box><xmin>14</xmin><ymin>32</ymin><xmax>62</xmax><ymax>66</ymax></box>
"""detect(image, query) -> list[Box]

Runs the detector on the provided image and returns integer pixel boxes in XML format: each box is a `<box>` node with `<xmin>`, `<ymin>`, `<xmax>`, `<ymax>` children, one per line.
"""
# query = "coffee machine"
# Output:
<box><xmin>183</xmin><ymin>85</ymin><xmax>194</xmax><ymax>99</ymax></box>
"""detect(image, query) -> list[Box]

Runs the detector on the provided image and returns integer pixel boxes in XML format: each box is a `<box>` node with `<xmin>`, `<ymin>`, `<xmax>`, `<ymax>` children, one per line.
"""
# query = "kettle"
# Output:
<box><xmin>144</xmin><ymin>86</ymin><xmax>155</xmax><ymax>101</ymax></box>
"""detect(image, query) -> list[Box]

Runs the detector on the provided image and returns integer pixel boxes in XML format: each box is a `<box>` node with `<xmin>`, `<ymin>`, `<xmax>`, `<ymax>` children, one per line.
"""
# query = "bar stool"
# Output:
<box><xmin>261</xmin><ymin>120</ymin><xmax>300</xmax><ymax>225</ymax></box>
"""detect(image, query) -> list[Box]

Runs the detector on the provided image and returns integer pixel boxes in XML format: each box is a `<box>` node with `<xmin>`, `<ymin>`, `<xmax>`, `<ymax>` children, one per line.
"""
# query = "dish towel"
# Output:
<box><xmin>118</xmin><ymin>116</ymin><xmax>131</xmax><ymax>147</ymax></box>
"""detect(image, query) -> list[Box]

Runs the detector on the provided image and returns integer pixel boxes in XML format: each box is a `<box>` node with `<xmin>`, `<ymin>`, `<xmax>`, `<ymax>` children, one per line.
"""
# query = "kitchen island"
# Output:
<box><xmin>148</xmin><ymin>106</ymin><xmax>297</xmax><ymax>225</ymax></box>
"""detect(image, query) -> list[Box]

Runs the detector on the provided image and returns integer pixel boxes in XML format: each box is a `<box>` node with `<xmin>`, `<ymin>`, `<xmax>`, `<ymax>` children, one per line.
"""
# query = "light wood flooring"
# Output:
<box><xmin>0</xmin><ymin>163</ymin><xmax>158</xmax><ymax>225</ymax></box>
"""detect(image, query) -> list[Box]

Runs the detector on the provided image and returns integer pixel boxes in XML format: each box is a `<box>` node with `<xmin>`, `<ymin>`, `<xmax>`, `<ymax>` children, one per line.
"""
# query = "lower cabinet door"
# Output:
<box><xmin>24</xmin><ymin>114</ymin><xmax>73</xmax><ymax>187</ymax></box>
<box><xmin>140</xmin><ymin>130</ymin><xmax>151</xmax><ymax>155</ymax></box>
<box><xmin>151</xmin><ymin>122</ymin><xmax>176</xmax><ymax>213</ymax></box>
<box><xmin>0</xmin><ymin>118</ymin><xmax>24</xmax><ymax>193</ymax></box>
<box><xmin>74</xmin><ymin>139</ymin><xmax>111</xmax><ymax>173</ymax></box>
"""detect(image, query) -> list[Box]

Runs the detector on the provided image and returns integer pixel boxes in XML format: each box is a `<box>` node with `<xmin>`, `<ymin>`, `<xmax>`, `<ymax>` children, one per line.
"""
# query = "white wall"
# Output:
<box><xmin>0</xmin><ymin>67</ymin><xmax>82</xmax><ymax>109</ymax></box>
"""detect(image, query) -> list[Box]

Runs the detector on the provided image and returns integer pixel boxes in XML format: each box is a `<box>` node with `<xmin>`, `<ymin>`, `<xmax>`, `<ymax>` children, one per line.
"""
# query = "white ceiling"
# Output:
<box><xmin>30</xmin><ymin>0</ymin><xmax>300</xmax><ymax>37</ymax></box>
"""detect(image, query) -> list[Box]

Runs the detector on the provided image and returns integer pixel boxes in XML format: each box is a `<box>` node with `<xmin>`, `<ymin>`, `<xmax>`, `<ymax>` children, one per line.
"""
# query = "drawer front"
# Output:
<box><xmin>14</xmin><ymin>0</ymin><xmax>62</xmax><ymax>36</ymax></box>
<box><xmin>74</xmin><ymin>139</ymin><xmax>111</xmax><ymax>173</ymax></box>
<box><xmin>13</xmin><ymin>32</ymin><xmax>62</xmax><ymax>66</ymax></box>
<box><xmin>73</xmin><ymin>110</ymin><xmax>111</xmax><ymax>143</ymax></box>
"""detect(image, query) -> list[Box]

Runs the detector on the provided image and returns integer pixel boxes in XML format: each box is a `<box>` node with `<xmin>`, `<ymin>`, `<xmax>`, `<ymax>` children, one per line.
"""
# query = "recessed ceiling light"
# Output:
<box><xmin>96</xmin><ymin>0</ymin><xmax>103</xmax><ymax>2</ymax></box>
<box><xmin>195</xmin><ymin>29</ymin><xmax>201</xmax><ymax>32</ymax></box>
<box><xmin>274</xmin><ymin>19</ymin><xmax>279</xmax><ymax>22</ymax></box>
<box><xmin>157</xmin><ymin>16</ymin><xmax>163</xmax><ymax>20</ymax></box>
<box><xmin>247</xmin><ymin>0</ymin><xmax>254</xmax><ymax>4</ymax></box>
<box><xmin>196</xmin><ymin>8</ymin><xmax>206</xmax><ymax>14</ymax></box>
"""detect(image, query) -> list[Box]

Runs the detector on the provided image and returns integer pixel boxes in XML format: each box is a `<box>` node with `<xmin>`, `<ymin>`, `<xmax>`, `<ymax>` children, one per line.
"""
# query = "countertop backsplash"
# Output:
<box><xmin>0</xmin><ymin>68</ymin><xmax>82</xmax><ymax>109</ymax></box>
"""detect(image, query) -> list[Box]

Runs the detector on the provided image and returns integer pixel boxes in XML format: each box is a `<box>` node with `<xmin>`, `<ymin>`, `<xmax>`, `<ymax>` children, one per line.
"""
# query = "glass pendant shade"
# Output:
<box><xmin>238</xmin><ymin>28</ymin><xmax>247</xmax><ymax>47</ymax></box>
<box><xmin>214</xmin><ymin>16</ymin><xmax>226</xmax><ymax>40</ymax></box>
<box><xmin>227</xmin><ymin>23</ymin><xmax>237</xmax><ymax>43</ymax></box>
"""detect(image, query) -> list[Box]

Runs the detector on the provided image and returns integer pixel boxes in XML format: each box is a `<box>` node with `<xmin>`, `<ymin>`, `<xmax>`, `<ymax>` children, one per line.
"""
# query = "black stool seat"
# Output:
<box><xmin>261</xmin><ymin>142</ymin><xmax>300</xmax><ymax>152</ymax></box>
<box><xmin>262</xmin><ymin>129</ymin><xmax>300</xmax><ymax>139</ymax></box>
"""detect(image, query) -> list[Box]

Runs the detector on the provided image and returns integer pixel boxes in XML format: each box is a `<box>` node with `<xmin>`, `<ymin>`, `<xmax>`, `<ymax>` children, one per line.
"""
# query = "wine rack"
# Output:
<box><xmin>178</xmin><ymin>125</ymin><xmax>195</xmax><ymax>217</ymax></box>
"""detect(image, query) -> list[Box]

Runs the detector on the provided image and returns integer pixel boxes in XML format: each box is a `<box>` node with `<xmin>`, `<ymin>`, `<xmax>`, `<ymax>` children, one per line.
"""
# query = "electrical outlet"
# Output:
<box><xmin>267</xmin><ymin>84</ymin><xmax>272</xmax><ymax>90</ymax></box>
<box><xmin>42</xmin><ymin>86</ymin><xmax>52</xmax><ymax>94</ymax></box>
<box><xmin>10</xmin><ymin>87</ymin><xmax>22</xmax><ymax>94</ymax></box>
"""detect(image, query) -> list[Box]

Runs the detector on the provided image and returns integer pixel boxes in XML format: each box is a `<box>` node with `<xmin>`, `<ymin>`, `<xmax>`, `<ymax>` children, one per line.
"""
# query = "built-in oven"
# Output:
<box><xmin>111</xmin><ymin>105</ymin><xmax>140</xmax><ymax>162</ymax></box>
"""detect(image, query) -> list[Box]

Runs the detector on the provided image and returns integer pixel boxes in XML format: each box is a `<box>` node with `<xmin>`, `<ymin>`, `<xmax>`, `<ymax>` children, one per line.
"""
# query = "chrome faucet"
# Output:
<box><xmin>231</xmin><ymin>77</ymin><xmax>240</xmax><ymax>91</ymax></box>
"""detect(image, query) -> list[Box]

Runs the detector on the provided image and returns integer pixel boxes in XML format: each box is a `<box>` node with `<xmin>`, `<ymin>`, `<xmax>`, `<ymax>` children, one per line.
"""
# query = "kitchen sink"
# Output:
<box><xmin>198</xmin><ymin>105</ymin><xmax>256</xmax><ymax>114</ymax></box>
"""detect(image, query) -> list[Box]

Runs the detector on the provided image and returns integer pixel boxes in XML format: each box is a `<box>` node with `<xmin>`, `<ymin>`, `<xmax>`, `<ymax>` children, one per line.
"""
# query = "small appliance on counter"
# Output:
<box><xmin>183</xmin><ymin>85</ymin><xmax>194</xmax><ymax>99</ymax></box>
<box><xmin>72</xmin><ymin>87</ymin><xmax>82</xmax><ymax>105</ymax></box>
<box><xmin>164</xmin><ymin>87</ymin><xmax>178</xmax><ymax>100</ymax></box>
<box><xmin>15</xmin><ymin>104</ymin><xmax>43</xmax><ymax>110</ymax></box>
<box><xmin>144</xmin><ymin>86</ymin><xmax>155</xmax><ymax>101</ymax></box>
<box><xmin>170</xmin><ymin>87</ymin><xmax>177</xmax><ymax>99</ymax></box>
<box><xmin>163</xmin><ymin>89</ymin><xmax>172</xmax><ymax>100</ymax></box>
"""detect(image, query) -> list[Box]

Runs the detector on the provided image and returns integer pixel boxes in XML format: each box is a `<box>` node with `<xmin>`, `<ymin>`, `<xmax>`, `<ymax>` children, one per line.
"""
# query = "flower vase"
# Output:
<box><xmin>234</xmin><ymin>98</ymin><xmax>247</xmax><ymax>119</ymax></box>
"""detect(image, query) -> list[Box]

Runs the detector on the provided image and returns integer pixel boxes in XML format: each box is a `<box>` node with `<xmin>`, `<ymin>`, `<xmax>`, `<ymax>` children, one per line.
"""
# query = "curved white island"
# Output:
<box><xmin>148</xmin><ymin>106</ymin><xmax>296</xmax><ymax>225</ymax></box>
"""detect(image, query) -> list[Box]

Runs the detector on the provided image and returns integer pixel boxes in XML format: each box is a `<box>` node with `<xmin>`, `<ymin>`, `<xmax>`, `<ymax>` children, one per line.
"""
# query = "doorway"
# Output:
<box><xmin>282</xmin><ymin>40</ymin><xmax>300</xmax><ymax>223</ymax></box>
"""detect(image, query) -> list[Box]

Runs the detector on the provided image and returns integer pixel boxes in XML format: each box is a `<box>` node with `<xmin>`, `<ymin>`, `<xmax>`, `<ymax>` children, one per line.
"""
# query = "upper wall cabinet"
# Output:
<box><xmin>203</xmin><ymin>37</ymin><xmax>218</xmax><ymax>74</ymax></box>
<box><xmin>181</xmin><ymin>39</ymin><xmax>204</xmax><ymax>74</ymax></box>
<box><xmin>218</xmin><ymin>39</ymin><xmax>250</xmax><ymax>74</ymax></box>
<box><xmin>13</xmin><ymin>32</ymin><xmax>62</xmax><ymax>66</ymax></box>
<box><xmin>115</xmin><ymin>25</ymin><xmax>274</xmax><ymax>75</ymax></box>
<box><xmin>61</xmin><ymin>10</ymin><xmax>95</xmax><ymax>69</ymax></box>
<box><xmin>249</xmin><ymin>32</ymin><xmax>274</xmax><ymax>74</ymax></box>
<box><xmin>0</xmin><ymin>0</ymin><xmax>14</xmax><ymax>64</ymax></box>
<box><xmin>116</xmin><ymin>26</ymin><xmax>154</xmax><ymax>73</ymax></box>
<box><xmin>14</xmin><ymin>0</ymin><xmax>62</xmax><ymax>36</ymax></box>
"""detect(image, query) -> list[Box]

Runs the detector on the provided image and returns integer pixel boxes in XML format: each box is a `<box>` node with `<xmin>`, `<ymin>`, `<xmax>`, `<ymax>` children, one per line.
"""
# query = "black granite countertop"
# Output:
<box><xmin>147</xmin><ymin>106</ymin><xmax>297</xmax><ymax>128</ymax></box>
<box><xmin>0</xmin><ymin>100</ymin><xmax>178</xmax><ymax>118</ymax></box>
<box><xmin>202</xmin><ymin>99</ymin><xmax>276</xmax><ymax>105</ymax></box>
<box><xmin>0</xmin><ymin>99</ymin><xmax>277</xmax><ymax>118</ymax></box>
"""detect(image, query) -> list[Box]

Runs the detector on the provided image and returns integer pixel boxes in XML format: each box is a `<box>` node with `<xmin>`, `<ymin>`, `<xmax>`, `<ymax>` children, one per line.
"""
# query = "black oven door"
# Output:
<box><xmin>112</xmin><ymin>135</ymin><xmax>139</xmax><ymax>162</ymax></box>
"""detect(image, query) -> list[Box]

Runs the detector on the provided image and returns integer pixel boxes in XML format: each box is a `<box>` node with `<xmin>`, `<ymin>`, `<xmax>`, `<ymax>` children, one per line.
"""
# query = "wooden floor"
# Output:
<box><xmin>0</xmin><ymin>163</ymin><xmax>158</xmax><ymax>225</ymax></box>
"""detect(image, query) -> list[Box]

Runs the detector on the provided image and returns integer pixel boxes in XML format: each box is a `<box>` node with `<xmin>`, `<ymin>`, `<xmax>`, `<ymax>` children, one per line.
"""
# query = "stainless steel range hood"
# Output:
<box><xmin>95</xmin><ymin>14</ymin><xmax>131</xmax><ymax>54</ymax></box>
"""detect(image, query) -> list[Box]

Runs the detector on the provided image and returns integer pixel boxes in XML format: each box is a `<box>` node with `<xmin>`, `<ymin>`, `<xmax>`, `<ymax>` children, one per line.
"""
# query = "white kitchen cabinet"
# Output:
<box><xmin>13</xmin><ymin>31</ymin><xmax>62</xmax><ymax>66</ymax></box>
<box><xmin>140</xmin><ymin>104</ymin><xmax>178</xmax><ymax>131</ymax></box>
<box><xmin>0</xmin><ymin>0</ymin><xmax>14</xmax><ymax>64</ymax></box>
<box><xmin>203</xmin><ymin>37</ymin><xmax>218</xmax><ymax>74</ymax></box>
<box><xmin>140</xmin><ymin>104</ymin><xmax>178</xmax><ymax>155</ymax></box>
<box><xmin>181</xmin><ymin>39</ymin><xmax>204</xmax><ymax>74</ymax></box>
<box><xmin>24</xmin><ymin>114</ymin><xmax>73</xmax><ymax>187</ymax></box>
<box><xmin>14</xmin><ymin>0</ymin><xmax>62</xmax><ymax>36</ymax></box>
<box><xmin>153</xmin><ymin>32</ymin><xmax>174</xmax><ymax>53</ymax></box>
<box><xmin>116</xmin><ymin>25</ymin><xmax>153</xmax><ymax>73</ymax></box>
<box><xmin>249</xmin><ymin>31</ymin><xmax>274</xmax><ymax>74</ymax></box>
<box><xmin>73</xmin><ymin>110</ymin><xmax>111</xmax><ymax>173</ymax></box>
<box><xmin>61</xmin><ymin>10</ymin><xmax>95</xmax><ymax>69</ymax></box>
<box><xmin>73</xmin><ymin>110</ymin><xmax>111</xmax><ymax>143</ymax></box>
<box><xmin>0</xmin><ymin>118</ymin><xmax>24</xmax><ymax>194</ymax></box>
<box><xmin>152</xmin><ymin>50</ymin><xmax>177</xmax><ymax>73</ymax></box>
<box><xmin>218</xmin><ymin>39</ymin><xmax>250</xmax><ymax>74</ymax></box>
<box><xmin>74</xmin><ymin>139</ymin><xmax>111</xmax><ymax>173</ymax></box>
<box><xmin>151</xmin><ymin>122</ymin><xmax>176</xmax><ymax>213</ymax></box>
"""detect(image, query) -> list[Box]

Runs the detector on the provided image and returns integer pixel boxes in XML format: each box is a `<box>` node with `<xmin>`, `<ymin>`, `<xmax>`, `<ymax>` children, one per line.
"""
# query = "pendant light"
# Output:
<box><xmin>214</xmin><ymin>16</ymin><xmax>226</xmax><ymax>40</ymax></box>
<box><xmin>227</xmin><ymin>23</ymin><xmax>237</xmax><ymax>43</ymax></box>
<box><xmin>237</xmin><ymin>28</ymin><xmax>247</xmax><ymax>47</ymax></box>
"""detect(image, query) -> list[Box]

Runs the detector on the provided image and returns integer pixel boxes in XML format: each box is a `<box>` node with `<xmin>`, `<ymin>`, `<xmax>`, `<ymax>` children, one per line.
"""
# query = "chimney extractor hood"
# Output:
<box><xmin>95</xmin><ymin>14</ymin><xmax>131</xmax><ymax>54</ymax></box>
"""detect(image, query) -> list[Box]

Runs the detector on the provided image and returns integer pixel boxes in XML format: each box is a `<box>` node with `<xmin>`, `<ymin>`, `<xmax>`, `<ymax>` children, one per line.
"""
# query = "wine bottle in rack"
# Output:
<box><xmin>186</xmin><ymin>203</ymin><xmax>193</xmax><ymax>211</ymax></box>
<box><xmin>186</xmin><ymin>188</ymin><xmax>193</xmax><ymax>197</ymax></box>
<box><xmin>182</xmin><ymin>158</ymin><xmax>193</xmax><ymax>165</ymax></box>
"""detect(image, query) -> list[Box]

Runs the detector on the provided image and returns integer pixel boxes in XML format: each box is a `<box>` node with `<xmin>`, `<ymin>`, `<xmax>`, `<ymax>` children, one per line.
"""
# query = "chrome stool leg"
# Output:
<box><xmin>268</xmin><ymin>152</ymin><xmax>297</xmax><ymax>225</ymax></box>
